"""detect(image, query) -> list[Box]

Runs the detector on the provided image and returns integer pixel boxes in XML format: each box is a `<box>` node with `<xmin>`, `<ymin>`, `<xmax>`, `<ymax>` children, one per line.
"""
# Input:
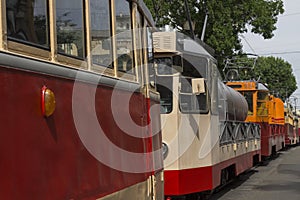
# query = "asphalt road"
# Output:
<box><xmin>211</xmin><ymin>146</ymin><xmax>300</xmax><ymax>200</ymax></box>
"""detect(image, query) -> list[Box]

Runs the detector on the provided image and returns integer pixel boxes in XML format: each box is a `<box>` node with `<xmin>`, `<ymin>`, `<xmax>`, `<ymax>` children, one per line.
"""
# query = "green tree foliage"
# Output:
<box><xmin>240</xmin><ymin>56</ymin><xmax>297</xmax><ymax>101</ymax></box>
<box><xmin>144</xmin><ymin>0</ymin><xmax>284</xmax><ymax>70</ymax></box>
<box><xmin>144</xmin><ymin>0</ymin><xmax>172</xmax><ymax>27</ymax></box>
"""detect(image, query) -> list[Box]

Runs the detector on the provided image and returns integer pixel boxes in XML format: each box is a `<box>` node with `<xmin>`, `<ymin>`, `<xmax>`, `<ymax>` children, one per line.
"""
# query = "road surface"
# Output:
<box><xmin>211</xmin><ymin>146</ymin><xmax>300</xmax><ymax>200</ymax></box>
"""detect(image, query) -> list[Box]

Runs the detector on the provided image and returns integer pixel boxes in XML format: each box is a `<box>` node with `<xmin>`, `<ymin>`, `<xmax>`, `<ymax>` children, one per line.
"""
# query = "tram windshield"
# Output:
<box><xmin>257</xmin><ymin>91</ymin><xmax>269</xmax><ymax>116</ymax></box>
<box><xmin>155</xmin><ymin>55</ymin><xmax>182</xmax><ymax>75</ymax></box>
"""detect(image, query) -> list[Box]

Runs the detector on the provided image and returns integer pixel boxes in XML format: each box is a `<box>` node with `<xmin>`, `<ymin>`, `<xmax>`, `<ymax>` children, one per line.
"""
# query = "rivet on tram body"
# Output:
<box><xmin>41</xmin><ymin>85</ymin><xmax>56</xmax><ymax>117</ymax></box>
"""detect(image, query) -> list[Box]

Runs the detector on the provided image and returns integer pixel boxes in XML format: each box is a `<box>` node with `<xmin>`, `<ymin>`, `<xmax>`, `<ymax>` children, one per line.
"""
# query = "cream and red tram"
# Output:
<box><xmin>284</xmin><ymin>102</ymin><xmax>299</xmax><ymax>145</ymax></box>
<box><xmin>0</xmin><ymin>0</ymin><xmax>163</xmax><ymax>199</ymax></box>
<box><xmin>153</xmin><ymin>32</ymin><xmax>261</xmax><ymax>199</ymax></box>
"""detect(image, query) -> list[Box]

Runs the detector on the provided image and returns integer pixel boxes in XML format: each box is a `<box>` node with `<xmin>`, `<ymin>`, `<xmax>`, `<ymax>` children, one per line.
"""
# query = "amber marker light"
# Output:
<box><xmin>41</xmin><ymin>85</ymin><xmax>56</xmax><ymax>117</ymax></box>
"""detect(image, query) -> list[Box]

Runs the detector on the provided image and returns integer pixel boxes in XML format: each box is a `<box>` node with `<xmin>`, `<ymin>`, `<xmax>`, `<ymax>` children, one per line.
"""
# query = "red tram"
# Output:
<box><xmin>0</xmin><ymin>0</ymin><xmax>163</xmax><ymax>199</ymax></box>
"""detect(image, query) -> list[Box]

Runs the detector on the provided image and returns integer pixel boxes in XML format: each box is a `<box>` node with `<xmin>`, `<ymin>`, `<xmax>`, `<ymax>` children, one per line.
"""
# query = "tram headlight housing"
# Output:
<box><xmin>162</xmin><ymin>142</ymin><xmax>169</xmax><ymax>160</ymax></box>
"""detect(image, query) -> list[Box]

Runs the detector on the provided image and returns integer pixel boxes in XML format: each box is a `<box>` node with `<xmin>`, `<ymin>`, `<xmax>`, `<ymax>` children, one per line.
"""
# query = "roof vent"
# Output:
<box><xmin>153</xmin><ymin>32</ymin><xmax>176</xmax><ymax>53</ymax></box>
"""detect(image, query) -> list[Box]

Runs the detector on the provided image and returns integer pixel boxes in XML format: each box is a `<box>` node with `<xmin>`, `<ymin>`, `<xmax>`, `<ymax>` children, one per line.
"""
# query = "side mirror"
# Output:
<box><xmin>192</xmin><ymin>78</ymin><xmax>205</xmax><ymax>95</ymax></box>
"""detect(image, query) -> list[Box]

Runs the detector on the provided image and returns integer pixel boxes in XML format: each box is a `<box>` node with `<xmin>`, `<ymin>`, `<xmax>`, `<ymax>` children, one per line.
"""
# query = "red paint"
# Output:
<box><xmin>259</xmin><ymin>122</ymin><xmax>285</xmax><ymax>157</ymax></box>
<box><xmin>259</xmin><ymin>122</ymin><xmax>272</xmax><ymax>156</ymax></box>
<box><xmin>164</xmin><ymin>150</ymin><xmax>260</xmax><ymax>196</ymax></box>
<box><xmin>0</xmin><ymin>65</ymin><xmax>161</xmax><ymax>199</ymax></box>
<box><xmin>164</xmin><ymin>166</ymin><xmax>213</xmax><ymax>195</ymax></box>
<box><xmin>284</xmin><ymin>123</ymin><xmax>295</xmax><ymax>145</ymax></box>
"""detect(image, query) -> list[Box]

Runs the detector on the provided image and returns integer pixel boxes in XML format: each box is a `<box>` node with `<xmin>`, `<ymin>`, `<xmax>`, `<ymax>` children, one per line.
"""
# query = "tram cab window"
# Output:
<box><xmin>154</xmin><ymin>56</ymin><xmax>183</xmax><ymax>75</ymax></box>
<box><xmin>257</xmin><ymin>91</ymin><xmax>268</xmax><ymax>116</ymax></box>
<box><xmin>156</xmin><ymin>57</ymin><xmax>172</xmax><ymax>75</ymax></box>
<box><xmin>6</xmin><ymin>0</ymin><xmax>49</xmax><ymax>47</ymax></box>
<box><xmin>56</xmin><ymin>0</ymin><xmax>85</xmax><ymax>58</ymax></box>
<box><xmin>172</xmin><ymin>55</ymin><xmax>183</xmax><ymax>72</ymax></box>
<box><xmin>179</xmin><ymin>77</ymin><xmax>208</xmax><ymax>114</ymax></box>
<box><xmin>244</xmin><ymin>92</ymin><xmax>254</xmax><ymax>115</ymax></box>
<box><xmin>115</xmin><ymin>0</ymin><xmax>133</xmax><ymax>73</ymax></box>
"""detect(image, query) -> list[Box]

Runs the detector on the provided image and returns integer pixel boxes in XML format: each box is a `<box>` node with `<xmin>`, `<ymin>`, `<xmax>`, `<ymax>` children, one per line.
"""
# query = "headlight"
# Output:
<box><xmin>162</xmin><ymin>142</ymin><xmax>169</xmax><ymax>160</ymax></box>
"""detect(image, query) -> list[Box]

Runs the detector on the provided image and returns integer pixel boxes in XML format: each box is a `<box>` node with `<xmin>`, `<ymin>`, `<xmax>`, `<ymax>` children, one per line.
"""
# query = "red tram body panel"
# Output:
<box><xmin>0</xmin><ymin>54</ymin><xmax>163</xmax><ymax>199</ymax></box>
<box><xmin>163</xmin><ymin>150</ymin><xmax>259</xmax><ymax>195</ymax></box>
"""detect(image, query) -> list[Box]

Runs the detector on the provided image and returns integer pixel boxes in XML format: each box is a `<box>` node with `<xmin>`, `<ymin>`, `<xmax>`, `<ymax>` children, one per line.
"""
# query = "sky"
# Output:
<box><xmin>240</xmin><ymin>0</ymin><xmax>300</xmax><ymax>104</ymax></box>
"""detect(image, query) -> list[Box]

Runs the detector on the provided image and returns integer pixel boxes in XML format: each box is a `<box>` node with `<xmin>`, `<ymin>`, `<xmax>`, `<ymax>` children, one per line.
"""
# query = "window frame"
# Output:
<box><xmin>0</xmin><ymin>0</ymin><xmax>151</xmax><ymax>83</ymax></box>
<box><xmin>56</xmin><ymin>0</ymin><xmax>86</xmax><ymax>63</ymax></box>
<box><xmin>179</xmin><ymin>76</ymin><xmax>209</xmax><ymax>114</ymax></box>
<box><xmin>6</xmin><ymin>0</ymin><xmax>51</xmax><ymax>60</ymax></box>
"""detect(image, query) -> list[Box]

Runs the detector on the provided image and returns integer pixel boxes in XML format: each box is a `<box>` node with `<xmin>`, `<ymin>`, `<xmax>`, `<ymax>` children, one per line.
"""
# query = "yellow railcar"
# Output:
<box><xmin>226</xmin><ymin>81</ymin><xmax>285</xmax><ymax>157</ymax></box>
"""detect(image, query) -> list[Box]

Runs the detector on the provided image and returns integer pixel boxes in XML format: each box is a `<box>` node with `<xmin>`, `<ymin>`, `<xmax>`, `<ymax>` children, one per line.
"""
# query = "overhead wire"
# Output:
<box><xmin>240</xmin><ymin>35</ymin><xmax>256</xmax><ymax>54</ymax></box>
<box><xmin>280</xmin><ymin>12</ymin><xmax>300</xmax><ymax>18</ymax></box>
<box><xmin>259</xmin><ymin>51</ymin><xmax>300</xmax><ymax>56</ymax></box>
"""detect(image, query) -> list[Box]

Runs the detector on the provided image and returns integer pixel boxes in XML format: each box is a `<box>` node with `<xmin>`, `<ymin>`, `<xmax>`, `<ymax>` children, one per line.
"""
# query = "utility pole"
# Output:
<box><xmin>184</xmin><ymin>0</ymin><xmax>195</xmax><ymax>39</ymax></box>
<box><xmin>201</xmin><ymin>10</ymin><xmax>208</xmax><ymax>41</ymax></box>
<box><xmin>294</xmin><ymin>98</ymin><xmax>298</xmax><ymax>113</ymax></box>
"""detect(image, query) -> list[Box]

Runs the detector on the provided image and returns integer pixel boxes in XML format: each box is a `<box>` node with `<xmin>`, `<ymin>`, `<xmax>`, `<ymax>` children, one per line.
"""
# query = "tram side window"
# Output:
<box><xmin>136</xmin><ymin>10</ymin><xmax>144</xmax><ymax>66</ymax></box>
<box><xmin>147</xmin><ymin>27</ymin><xmax>155</xmax><ymax>87</ymax></box>
<box><xmin>56</xmin><ymin>0</ymin><xmax>85</xmax><ymax>58</ymax></box>
<box><xmin>6</xmin><ymin>0</ymin><xmax>49</xmax><ymax>47</ymax></box>
<box><xmin>90</xmin><ymin>0</ymin><xmax>112</xmax><ymax>67</ymax></box>
<box><xmin>157</xmin><ymin>77</ymin><xmax>173</xmax><ymax>114</ymax></box>
<box><xmin>244</xmin><ymin>91</ymin><xmax>253</xmax><ymax>115</ymax></box>
<box><xmin>147</xmin><ymin>27</ymin><xmax>153</xmax><ymax>62</ymax></box>
<box><xmin>180</xmin><ymin>93</ymin><xmax>207</xmax><ymax>113</ymax></box>
<box><xmin>179</xmin><ymin>77</ymin><xmax>208</xmax><ymax>113</ymax></box>
<box><xmin>115</xmin><ymin>0</ymin><xmax>133</xmax><ymax>73</ymax></box>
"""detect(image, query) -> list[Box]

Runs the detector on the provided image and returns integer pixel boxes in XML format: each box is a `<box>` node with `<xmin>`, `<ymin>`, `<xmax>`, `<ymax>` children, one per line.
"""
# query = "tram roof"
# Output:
<box><xmin>182</xmin><ymin>37</ymin><xmax>215</xmax><ymax>60</ymax></box>
<box><xmin>257</xmin><ymin>82</ymin><xmax>269</xmax><ymax>91</ymax></box>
